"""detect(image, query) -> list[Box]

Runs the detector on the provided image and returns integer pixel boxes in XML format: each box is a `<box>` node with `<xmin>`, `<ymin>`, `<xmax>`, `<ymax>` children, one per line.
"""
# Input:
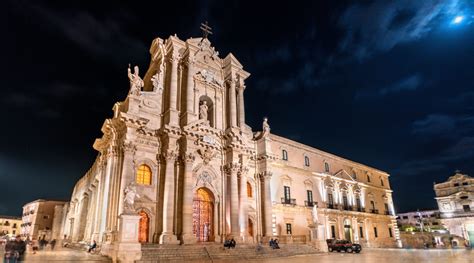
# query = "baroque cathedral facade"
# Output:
<box><xmin>58</xmin><ymin>33</ymin><xmax>401</xmax><ymax>251</ymax></box>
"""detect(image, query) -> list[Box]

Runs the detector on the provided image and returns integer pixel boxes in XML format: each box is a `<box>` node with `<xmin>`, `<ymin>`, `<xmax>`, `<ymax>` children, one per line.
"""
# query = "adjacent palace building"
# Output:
<box><xmin>57</xmin><ymin>33</ymin><xmax>401</xmax><ymax>253</ymax></box>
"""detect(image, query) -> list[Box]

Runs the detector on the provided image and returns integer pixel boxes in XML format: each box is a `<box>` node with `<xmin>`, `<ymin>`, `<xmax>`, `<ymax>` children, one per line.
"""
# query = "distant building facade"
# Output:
<box><xmin>397</xmin><ymin>210</ymin><xmax>443</xmax><ymax>232</ymax></box>
<box><xmin>21</xmin><ymin>199</ymin><xmax>66</xmax><ymax>240</ymax></box>
<box><xmin>56</xmin><ymin>33</ymin><xmax>401</xmax><ymax>258</ymax></box>
<box><xmin>434</xmin><ymin>172</ymin><xmax>474</xmax><ymax>247</ymax></box>
<box><xmin>0</xmin><ymin>215</ymin><xmax>22</xmax><ymax>237</ymax></box>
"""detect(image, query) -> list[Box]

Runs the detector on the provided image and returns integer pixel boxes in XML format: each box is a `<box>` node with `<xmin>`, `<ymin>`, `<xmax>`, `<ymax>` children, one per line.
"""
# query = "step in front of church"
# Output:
<box><xmin>137</xmin><ymin>243</ymin><xmax>322</xmax><ymax>262</ymax></box>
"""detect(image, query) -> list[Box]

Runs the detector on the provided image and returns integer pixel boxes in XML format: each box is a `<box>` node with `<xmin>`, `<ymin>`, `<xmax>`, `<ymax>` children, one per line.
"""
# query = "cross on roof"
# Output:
<box><xmin>200</xmin><ymin>21</ymin><xmax>213</xmax><ymax>39</ymax></box>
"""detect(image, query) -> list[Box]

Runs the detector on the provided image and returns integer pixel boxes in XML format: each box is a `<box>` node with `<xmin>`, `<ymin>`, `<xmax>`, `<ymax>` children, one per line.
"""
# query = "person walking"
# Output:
<box><xmin>31</xmin><ymin>239</ymin><xmax>39</xmax><ymax>254</ymax></box>
<box><xmin>50</xmin><ymin>239</ymin><xmax>57</xmax><ymax>250</ymax></box>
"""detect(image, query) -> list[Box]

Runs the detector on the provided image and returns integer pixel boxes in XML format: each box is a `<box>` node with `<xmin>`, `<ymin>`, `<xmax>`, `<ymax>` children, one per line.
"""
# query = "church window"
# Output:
<box><xmin>136</xmin><ymin>164</ymin><xmax>152</xmax><ymax>185</ymax></box>
<box><xmin>282</xmin><ymin>150</ymin><xmax>288</xmax><ymax>161</ymax></box>
<box><xmin>304</xmin><ymin>156</ymin><xmax>310</xmax><ymax>167</ymax></box>
<box><xmin>331</xmin><ymin>225</ymin><xmax>336</xmax><ymax>238</ymax></box>
<box><xmin>359</xmin><ymin>226</ymin><xmax>364</xmax><ymax>238</ymax></box>
<box><xmin>388</xmin><ymin>227</ymin><xmax>393</xmax><ymax>238</ymax></box>
<box><xmin>247</xmin><ymin>182</ymin><xmax>253</xmax><ymax>198</ymax></box>
<box><xmin>324</xmin><ymin>162</ymin><xmax>330</xmax><ymax>172</ymax></box>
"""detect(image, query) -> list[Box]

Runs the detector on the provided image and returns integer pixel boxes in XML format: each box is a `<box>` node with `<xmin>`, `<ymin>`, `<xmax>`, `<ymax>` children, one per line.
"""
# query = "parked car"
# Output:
<box><xmin>326</xmin><ymin>239</ymin><xmax>362</xmax><ymax>253</ymax></box>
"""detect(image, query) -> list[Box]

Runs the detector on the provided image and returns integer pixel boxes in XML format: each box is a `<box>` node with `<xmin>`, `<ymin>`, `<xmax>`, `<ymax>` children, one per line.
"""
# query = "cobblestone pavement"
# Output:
<box><xmin>253</xmin><ymin>248</ymin><xmax>474</xmax><ymax>263</ymax></box>
<box><xmin>1</xmin><ymin>247</ymin><xmax>111</xmax><ymax>262</ymax></box>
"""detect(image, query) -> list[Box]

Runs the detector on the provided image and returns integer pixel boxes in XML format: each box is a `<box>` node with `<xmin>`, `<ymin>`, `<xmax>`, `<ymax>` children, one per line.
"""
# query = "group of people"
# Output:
<box><xmin>223</xmin><ymin>238</ymin><xmax>236</xmax><ymax>249</ymax></box>
<box><xmin>31</xmin><ymin>237</ymin><xmax>57</xmax><ymax>253</ymax></box>
<box><xmin>269</xmin><ymin>238</ymin><xmax>280</xmax><ymax>249</ymax></box>
<box><xmin>3</xmin><ymin>235</ymin><xmax>26</xmax><ymax>263</ymax></box>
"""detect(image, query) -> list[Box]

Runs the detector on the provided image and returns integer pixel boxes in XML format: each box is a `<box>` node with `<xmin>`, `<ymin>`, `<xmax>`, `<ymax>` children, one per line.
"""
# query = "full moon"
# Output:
<box><xmin>453</xmin><ymin>16</ymin><xmax>464</xmax><ymax>24</ymax></box>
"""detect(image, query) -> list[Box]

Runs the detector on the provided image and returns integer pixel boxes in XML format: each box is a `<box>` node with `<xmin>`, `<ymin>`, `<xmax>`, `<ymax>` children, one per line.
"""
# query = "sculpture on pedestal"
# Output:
<box><xmin>199</xmin><ymin>101</ymin><xmax>208</xmax><ymax>120</ymax></box>
<box><xmin>123</xmin><ymin>182</ymin><xmax>140</xmax><ymax>214</ymax></box>
<box><xmin>312</xmin><ymin>203</ymin><xmax>319</xmax><ymax>225</ymax></box>
<box><xmin>128</xmin><ymin>65</ymin><xmax>144</xmax><ymax>96</ymax></box>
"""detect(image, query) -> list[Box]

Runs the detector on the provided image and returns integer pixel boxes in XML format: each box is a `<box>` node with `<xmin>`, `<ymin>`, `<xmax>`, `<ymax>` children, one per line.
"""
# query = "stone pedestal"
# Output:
<box><xmin>310</xmin><ymin>224</ymin><xmax>328</xmax><ymax>252</ymax></box>
<box><xmin>105</xmin><ymin>214</ymin><xmax>142</xmax><ymax>263</ymax></box>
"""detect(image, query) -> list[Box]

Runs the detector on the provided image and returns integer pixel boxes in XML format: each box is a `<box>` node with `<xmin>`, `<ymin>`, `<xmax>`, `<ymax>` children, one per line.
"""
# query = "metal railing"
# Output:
<box><xmin>370</xmin><ymin>209</ymin><xmax>379</xmax><ymax>214</ymax></box>
<box><xmin>281</xmin><ymin>198</ymin><xmax>296</xmax><ymax>206</ymax></box>
<box><xmin>304</xmin><ymin>201</ymin><xmax>318</xmax><ymax>207</ymax></box>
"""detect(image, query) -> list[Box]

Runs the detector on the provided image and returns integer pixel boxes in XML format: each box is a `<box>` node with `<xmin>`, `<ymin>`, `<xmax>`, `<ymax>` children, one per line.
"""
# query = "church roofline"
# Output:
<box><xmin>269</xmin><ymin>133</ymin><xmax>390</xmax><ymax>176</ymax></box>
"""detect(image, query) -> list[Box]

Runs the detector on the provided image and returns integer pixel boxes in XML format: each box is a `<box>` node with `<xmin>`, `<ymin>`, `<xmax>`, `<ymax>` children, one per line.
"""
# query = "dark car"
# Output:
<box><xmin>326</xmin><ymin>239</ymin><xmax>362</xmax><ymax>253</ymax></box>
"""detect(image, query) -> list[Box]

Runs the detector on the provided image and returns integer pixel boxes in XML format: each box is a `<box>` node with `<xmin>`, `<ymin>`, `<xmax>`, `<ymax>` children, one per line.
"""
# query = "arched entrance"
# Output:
<box><xmin>193</xmin><ymin>187</ymin><xmax>214</xmax><ymax>242</ymax></box>
<box><xmin>138</xmin><ymin>210</ymin><xmax>149</xmax><ymax>243</ymax></box>
<box><xmin>248</xmin><ymin>218</ymin><xmax>254</xmax><ymax>237</ymax></box>
<box><xmin>343</xmin><ymin>218</ymin><xmax>353</xmax><ymax>242</ymax></box>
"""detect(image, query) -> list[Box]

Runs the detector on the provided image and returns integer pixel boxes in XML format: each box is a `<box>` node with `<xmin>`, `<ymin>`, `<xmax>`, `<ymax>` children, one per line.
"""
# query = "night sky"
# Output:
<box><xmin>2</xmin><ymin>0</ymin><xmax>473</xmax><ymax>216</ymax></box>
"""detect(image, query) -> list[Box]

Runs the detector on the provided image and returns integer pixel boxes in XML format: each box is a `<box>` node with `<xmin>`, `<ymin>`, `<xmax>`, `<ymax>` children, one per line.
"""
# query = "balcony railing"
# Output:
<box><xmin>281</xmin><ymin>198</ymin><xmax>296</xmax><ymax>206</ymax></box>
<box><xmin>370</xmin><ymin>209</ymin><xmax>379</xmax><ymax>214</ymax></box>
<box><xmin>343</xmin><ymin>205</ymin><xmax>353</xmax><ymax>211</ymax></box>
<box><xmin>356</xmin><ymin>207</ymin><xmax>365</xmax><ymax>212</ymax></box>
<box><xmin>384</xmin><ymin>210</ymin><xmax>394</xmax><ymax>215</ymax></box>
<box><xmin>327</xmin><ymin>203</ymin><xmax>338</xmax><ymax>209</ymax></box>
<box><xmin>305</xmin><ymin>201</ymin><xmax>318</xmax><ymax>207</ymax></box>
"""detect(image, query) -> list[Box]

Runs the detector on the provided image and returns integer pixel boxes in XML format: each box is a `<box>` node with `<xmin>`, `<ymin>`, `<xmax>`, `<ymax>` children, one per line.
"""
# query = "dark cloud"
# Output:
<box><xmin>338</xmin><ymin>0</ymin><xmax>464</xmax><ymax>60</ymax></box>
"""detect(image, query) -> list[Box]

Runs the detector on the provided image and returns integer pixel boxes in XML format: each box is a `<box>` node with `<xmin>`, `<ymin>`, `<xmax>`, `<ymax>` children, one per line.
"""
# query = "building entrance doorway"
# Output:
<box><xmin>138</xmin><ymin>210</ymin><xmax>149</xmax><ymax>243</ymax></box>
<box><xmin>344</xmin><ymin>219</ymin><xmax>353</xmax><ymax>242</ymax></box>
<box><xmin>193</xmin><ymin>187</ymin><xmax>214</xmax><ymax>242</ymax></box>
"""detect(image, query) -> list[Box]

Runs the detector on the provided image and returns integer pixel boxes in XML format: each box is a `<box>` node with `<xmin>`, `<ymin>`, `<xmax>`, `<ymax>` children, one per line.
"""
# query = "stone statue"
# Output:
<box><xmin>312</xmin><ymin>203</ymin><xmax>319</xmax><ymax>225</ymax></box>
<box><xmin>263</xmin><ymin>117</ymin><xmax>270</xmax><ymax>134</ymax></box>
<box><xmin>128</xmin><ymin>65</ymin><xmax>144</xmax><ymax>96</ymax></box>
<box><xmin>123</xmin><ymin>182</ymin><xmax>140</xmax><ymax>214</ymax></box>
<box><xmin>199</xmin><ymin>101</ymin><xmax>208</xmax><ymax>120</ymax></box>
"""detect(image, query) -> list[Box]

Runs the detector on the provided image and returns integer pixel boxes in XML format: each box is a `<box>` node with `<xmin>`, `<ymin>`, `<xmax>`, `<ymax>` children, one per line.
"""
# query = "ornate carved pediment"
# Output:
<box><xmin>197</xmin><ymin>148</ymin><xmax>216</xmax><ymax>165</ymax></box>
<box><xmin>324</xmin><ymin>176</ymin><xmax>334</xmax><ymax>188</ymax></box>
<box><xmin>195</xmin><ymin>69</ymin><xmax>223</xmax><ymax>87</ymax></box>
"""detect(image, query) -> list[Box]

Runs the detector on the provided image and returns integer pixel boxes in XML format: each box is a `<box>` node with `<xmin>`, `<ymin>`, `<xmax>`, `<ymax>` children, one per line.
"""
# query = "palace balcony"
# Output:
<box><xmin>343</xmin><ymin>205</ymin><xmax>353</xmax><ymax>211</ymax></box>
<box><xmin>327</xmin><ymin>203</ymin><xmax>339</xmax><ymax>209</ymax></box>
<box><xmin>370</xmin><ymin>209</ymin><xmax>379</xmax><ymax>214</ymax></box>
<box><xmin>281</xmin><ymin>198</ymin><xmax>296</xmax><ymax>206</ymax></box>
<box><xmin>305</xmin><ymin>201</ymin><xmax>318</xmax><ymax>207</ymax></box>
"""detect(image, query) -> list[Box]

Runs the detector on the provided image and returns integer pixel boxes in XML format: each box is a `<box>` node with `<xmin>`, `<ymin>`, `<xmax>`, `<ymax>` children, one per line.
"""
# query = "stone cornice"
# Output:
<box><xmin>269</xmin><ymin>133</ymin><xmax>390</xmax><ymax>177</ymax></box>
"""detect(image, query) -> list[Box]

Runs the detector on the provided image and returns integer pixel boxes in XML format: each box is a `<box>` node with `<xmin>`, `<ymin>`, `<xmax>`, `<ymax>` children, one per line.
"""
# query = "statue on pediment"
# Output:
<box><xmin>128</xmin><ymin>65</ymin><xmax>144</xmax><ymax>96</ymax></box>
<box><xmin>263</xmin><ymin>117</ymin><xmax>270</xmax><ymax>134</ymax></box>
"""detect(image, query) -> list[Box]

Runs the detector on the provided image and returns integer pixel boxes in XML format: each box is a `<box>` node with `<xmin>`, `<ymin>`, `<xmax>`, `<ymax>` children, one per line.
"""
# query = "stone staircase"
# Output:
<box><xmin>137</xmin><ymin>243</ymin><xmax>321</xmax><ymax>262</ymax></box>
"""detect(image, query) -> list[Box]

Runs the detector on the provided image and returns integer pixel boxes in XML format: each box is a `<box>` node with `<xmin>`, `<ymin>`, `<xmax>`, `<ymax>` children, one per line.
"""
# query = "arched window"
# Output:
<box><xmin>304</xmin><ymin>156</ymin><xmax>310</xmax><ymax>167</ymax></box>
<box><xmin>282</xmin><ymin>150</ymin><xmax>288</xmax><ymax>161</ymax></box>
<box><xmin>247</xmin><ymin>182</ymin><xmax>253</xmax><ymax>198</ymax></box>
<box><xmin>324</xmin><ymin>162</ymin><xmax>330</xmax><ymax>172</ymax></box>
<box><xmin>136</xmin><ymin>164</ymin><xmax>152</xmax><ymax>185</ymax></box>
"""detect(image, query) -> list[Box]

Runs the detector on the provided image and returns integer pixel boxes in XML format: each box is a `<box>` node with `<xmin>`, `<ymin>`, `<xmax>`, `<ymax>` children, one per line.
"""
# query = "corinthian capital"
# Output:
<box><xmin>182</xmin><ymin>152</ymin><xmax>196</xmax><ymax>164</ymax></box>
<box><xmin>162</xmin><ymin>149</ymin><xmax>179</xmax><ymax>161</ymax></box>
<box><xmin>223</xmin><ymin>162</ymin><xmax>240</xmax><ymax>175</ymax></box>
<box><xmin>258</xmin><ymin>171</ymin><xmax>273</xmax><ymax>182</ymax></box>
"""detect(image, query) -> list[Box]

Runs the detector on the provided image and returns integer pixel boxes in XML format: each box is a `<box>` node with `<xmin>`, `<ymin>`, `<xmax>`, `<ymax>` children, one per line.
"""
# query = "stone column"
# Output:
<box><xmin>170</xmin><ymin>55</ymin><xmax>178</xmax><ymax>111</ymax></box>
<box><xmin>159</xmin><ymin>149</ymin><xmax>179</xmax><ymax>244</ymax></box>
<box><xmin>225</xmin><ymin>163</ymin><xmax>240</xmax><ymax>237</ymax></box>
<box><xmin>261</xmin><ymin>171</ymin><xmax>273</xmax><ymax>237</ymax></box>
<box><xmin>229</xmin><ymin>79</ymin><xmax>237</xmax><ymax>127</ymax></box>
<box><xmin>186</xmin><ymin>56</ymin><xmax>195</xmax><ymax>116</ymax></box>
<box><xmin>181</xmin><ymin>153</ymin><xmax>196</xmax><ymax>244</ymax></box>
<box><xmin>239</xmin><ymin>168</ymin><xmax>249</xmax><ymax>240</ymax></box>
<box><xmin>237</xmin><ymin>84</ymin><xmax>245</xmax><ymax>128</ymax></box>
<box><xmin>166</xmin><ymin>53</ymin><xmax>180</xmax><ymax>126</ymax></box>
